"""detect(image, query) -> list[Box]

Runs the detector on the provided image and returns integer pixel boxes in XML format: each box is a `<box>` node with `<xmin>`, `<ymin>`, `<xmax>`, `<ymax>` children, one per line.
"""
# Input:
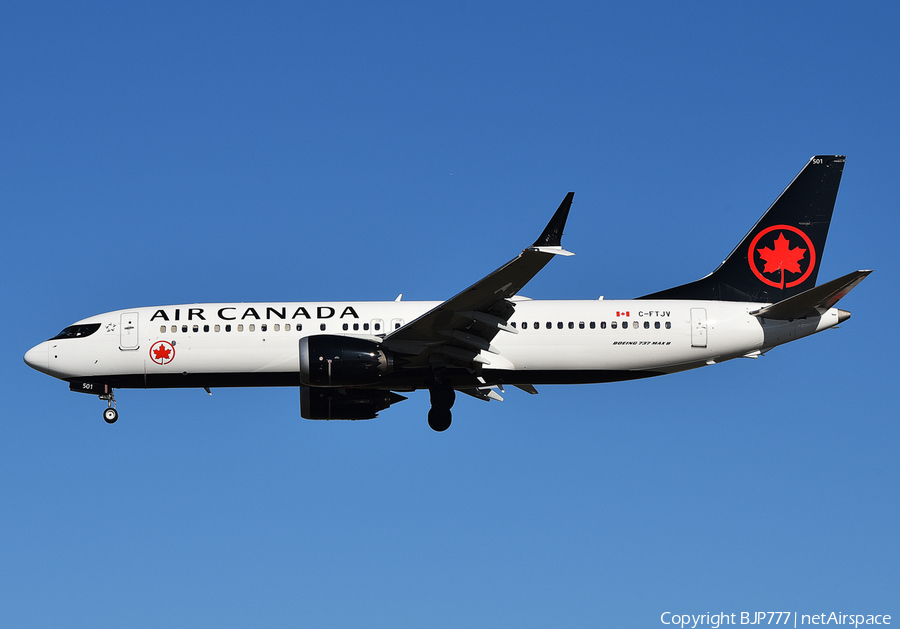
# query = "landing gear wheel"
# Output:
<box><xmin>427</xmin><ymin>408</ymin><xmax>452</xmax><ymax>432</ymax></box>
<box><xmin>103</xmin><ymin>407</ymin><xmax>118</xmax><ymax>424</ymax></box>
<box><xmin>427</xmin><ymin>383</ymin><xmax>455</xmax><ymax>432</ymax></box>
<box><xmin>429</xmin><ymin>385</ymin><xmax>456</xmax><ymax>410</ymax></box>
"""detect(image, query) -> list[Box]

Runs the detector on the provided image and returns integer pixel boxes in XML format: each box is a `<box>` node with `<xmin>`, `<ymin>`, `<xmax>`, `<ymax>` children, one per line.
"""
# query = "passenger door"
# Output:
<box><xmin>120</xmin><ymin>312</ymin><xmax>139</xmax><ymax>350</ymax></box>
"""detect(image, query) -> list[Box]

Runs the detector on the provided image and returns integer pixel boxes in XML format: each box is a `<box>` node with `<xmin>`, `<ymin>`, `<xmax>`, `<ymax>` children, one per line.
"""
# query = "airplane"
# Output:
<box><xmin>24</xmin><ymin>155</ymin><xmax>870</xmax><ymax>431</ymax></box>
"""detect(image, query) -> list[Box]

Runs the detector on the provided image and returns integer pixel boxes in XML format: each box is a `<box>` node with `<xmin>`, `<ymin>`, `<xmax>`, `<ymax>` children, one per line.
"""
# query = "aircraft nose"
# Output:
<box><xmin>24</xmin><ymin>342</ymin><xmax>49</xmax><ymax>374</ymax></box>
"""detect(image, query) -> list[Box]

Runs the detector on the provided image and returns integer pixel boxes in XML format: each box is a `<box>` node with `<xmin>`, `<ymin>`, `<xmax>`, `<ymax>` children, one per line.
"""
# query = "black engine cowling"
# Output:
<box><xmin>299</xmin><ymin>335</ymin><xmax>393</xmax><ymax>387</ymax></box>
<box><xmin>300</xmin><ymin>386</ymin><xmax>407</xmax><ymax>420</ymax></box>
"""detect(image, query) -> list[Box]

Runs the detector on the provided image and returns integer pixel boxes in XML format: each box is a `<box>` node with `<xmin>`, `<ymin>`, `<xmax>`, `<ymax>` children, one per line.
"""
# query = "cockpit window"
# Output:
<box><xmin>51</xmin><ymin>323</ymin><xmax>101</xmax><ymax>340</ymax></box>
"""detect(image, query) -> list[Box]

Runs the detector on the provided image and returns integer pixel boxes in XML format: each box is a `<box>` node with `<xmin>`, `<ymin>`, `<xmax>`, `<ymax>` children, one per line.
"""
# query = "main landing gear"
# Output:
<box><xmin>99</xmin><ymin>389</ymin><xmax>118</xmax><ymax>424</ymax></box>
<box><xmin>427</xmin><ymin>384</ymin><xmax>455</xmax><ymax>432</ymax></box>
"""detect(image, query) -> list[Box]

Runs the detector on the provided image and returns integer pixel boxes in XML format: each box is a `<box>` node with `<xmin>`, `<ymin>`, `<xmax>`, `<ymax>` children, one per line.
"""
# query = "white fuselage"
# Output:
<box><xmin>25</xmin><ymin>298</ymin><xmax>844</xmax><ymax>390</ymax></box>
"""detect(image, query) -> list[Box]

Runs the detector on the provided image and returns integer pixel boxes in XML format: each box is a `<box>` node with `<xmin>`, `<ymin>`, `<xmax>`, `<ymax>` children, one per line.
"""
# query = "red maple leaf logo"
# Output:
<box><xmin>756</xmin><ymin>232</ymin><xmax>806</xmax><ymax>290</ymax></box>
<box><xmin>153</xmin><ymin>343</ymin><xmax>172</xmax><ymax>361</ymax></box>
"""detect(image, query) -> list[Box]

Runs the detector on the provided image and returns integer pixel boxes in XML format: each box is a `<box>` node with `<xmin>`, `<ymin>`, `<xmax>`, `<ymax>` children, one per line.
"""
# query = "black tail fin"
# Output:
<box><xmin>639</xmin><ymin>155</ymin><xmax>846</xmax><ymax>303</ymax></box>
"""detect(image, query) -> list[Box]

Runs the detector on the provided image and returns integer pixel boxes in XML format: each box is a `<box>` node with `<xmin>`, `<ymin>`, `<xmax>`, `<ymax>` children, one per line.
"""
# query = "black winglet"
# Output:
<box><xmin>531</xmin><ymin>192</ymin><xmax>574</xmax><ymax>248</ymax></box>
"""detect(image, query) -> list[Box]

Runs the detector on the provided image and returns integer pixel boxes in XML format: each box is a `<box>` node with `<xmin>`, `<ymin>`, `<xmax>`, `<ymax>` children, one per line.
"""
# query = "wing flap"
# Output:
<box><xmin>459</xmin><ymin>387</ymin><xmax>504</xmax><ymax>402</ymax></box>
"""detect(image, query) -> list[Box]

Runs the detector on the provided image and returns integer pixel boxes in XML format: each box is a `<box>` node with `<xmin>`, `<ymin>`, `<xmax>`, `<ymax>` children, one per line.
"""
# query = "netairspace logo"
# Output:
<box><xmin>660</xmin><ymin>611</ymin><xmax>892</xmax><ymax>629</ymax></box>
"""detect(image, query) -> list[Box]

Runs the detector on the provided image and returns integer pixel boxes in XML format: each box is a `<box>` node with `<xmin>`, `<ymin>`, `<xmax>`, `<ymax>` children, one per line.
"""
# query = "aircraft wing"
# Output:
<box><xmin>380</xmin><ymin>193</ymin><xmax>575</xmax><ymax>369</ymax></box>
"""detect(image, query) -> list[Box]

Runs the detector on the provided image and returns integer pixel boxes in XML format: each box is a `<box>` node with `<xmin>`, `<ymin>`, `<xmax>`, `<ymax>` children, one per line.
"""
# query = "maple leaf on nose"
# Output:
<box><xmin>757</xmin><ymin>232</ymin><xmax>806</xmax><ymax>274</ymax></box>
<box><xmin>153</xmin><ymin>344</ymin><xmax>171</xmax><ymax>360</ymax></box>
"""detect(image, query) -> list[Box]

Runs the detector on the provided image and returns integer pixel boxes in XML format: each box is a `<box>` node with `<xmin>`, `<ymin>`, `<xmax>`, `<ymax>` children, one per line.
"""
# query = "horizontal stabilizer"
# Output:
<box><xmin>751</xmin><ymin>269</ymin><xmax>872</xmax><ymax>320</ymax></box>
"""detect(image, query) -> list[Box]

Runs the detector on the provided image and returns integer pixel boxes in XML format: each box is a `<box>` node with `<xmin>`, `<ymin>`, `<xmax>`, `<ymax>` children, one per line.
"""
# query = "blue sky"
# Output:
<box><xmin>2</xmin><ymin>2</ymin><xmax>897</xmax><ymax>627</ymax></box>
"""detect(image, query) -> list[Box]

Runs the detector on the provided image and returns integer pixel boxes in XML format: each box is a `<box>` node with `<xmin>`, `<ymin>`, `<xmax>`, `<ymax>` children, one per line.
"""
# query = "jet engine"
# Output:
<box><xmin>299</xmin><ymin>335</ymin><xmax>393</xmax><ymax>387</ymax></box>
<box><xmin>300</xmin><ymin>386</ymin><xmax>407</xmax><ymax>420</ymax></box>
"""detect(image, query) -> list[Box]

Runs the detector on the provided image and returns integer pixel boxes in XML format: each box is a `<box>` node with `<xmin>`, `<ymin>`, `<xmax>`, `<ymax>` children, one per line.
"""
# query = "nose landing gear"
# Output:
<box><xmin>99</xmin><ymin>389</ymin><xmax>118</xmax><ymax>424</ymax></box>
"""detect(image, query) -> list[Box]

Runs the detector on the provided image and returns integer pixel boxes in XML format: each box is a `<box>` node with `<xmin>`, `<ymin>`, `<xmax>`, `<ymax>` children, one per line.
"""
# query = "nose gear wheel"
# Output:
<box><xmin>99</xmin><ymin>389</ymin><xmax>118</xmax><ymax>424</ymax></box>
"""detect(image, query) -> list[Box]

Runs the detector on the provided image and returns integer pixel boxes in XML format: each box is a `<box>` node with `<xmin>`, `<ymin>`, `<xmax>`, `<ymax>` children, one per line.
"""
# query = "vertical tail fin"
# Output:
<box><xmin>639</xmin><ymin>155</ymin><xmax>845</xmax><ymax>303</ymax></box>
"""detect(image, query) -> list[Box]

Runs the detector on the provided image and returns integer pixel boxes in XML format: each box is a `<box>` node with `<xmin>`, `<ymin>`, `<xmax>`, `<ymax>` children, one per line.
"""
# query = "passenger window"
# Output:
<box><xmin>182</xmin><ymin>325</ymin><xmax>188</xmax><ymax>333</ymax></box>
<box><xmin>546</xmin><ymin>322</ymin><xmax>551</xmax><ymax>329</ymax></box>
<box><xmin>215</xmin><ymin>325</ymin><xmax>221</xmax><ymax>332</ymax></box>
<box><xmin>343</xmin><ymin>323</ymin><xmax>349</xmax><ymax>331</ymax></box>
<box><xmin>364</xmin><ymin>323</ymin><xmax>370</xmax><ymax>331</ymax></box>
<box><xmin>579</xmin><ymin>321</ymin><xmax>585</xmax><ymax>329</ymax></box>
<box><xmin>599</xmin><ymin>322</ymin><xmax>604</xmax><ymax>329</ymax></box>
<box><xmin>170</xmin><ymin>325</ymin><xmax>177</xmax><ymax>333</ymax></box>
<box><xmin>533</xmin><ymin>322</ymin><xmax>539</xmax><ymax>329</ymax></box>
<box><xmin>237</xmin><ymin>324</ymin><xmax>243</xmax><ymax>332</ymax></box>
<box><xmin>204</xmin><ymin>325</ymin><xmax>210</xmax><ymax>332</ymax></box>
<box><xmin>249</xmin><ymin>324</ymin><xmax>255</xmax><ymax>332</ymax></box>
<box><xmin>374</xmin><ymin>323</ymin><xmax>381</xmax><ymax>331</ymax></box>
<box><xmin>511</xmin><ymin>322</ymin><xmax>517</xmax><ymax>328</ymax></box>
<box><xmin>273</xmin><ymin>324</ymin><xmax>280</xmax><ymax>331</ymax></box>
<box><xmin>557</xmin><ymin>322</ymin><xmax>563</xmax><ymax>329</ymax></box>
<box><xmin>644</xmin><ymin>321</ymin><xmax>649</xmax><ymax>329</ymax></box>
<box><xmin>226</xmin><ymin>324</ymin><xmax>231</xmax><ymax>332</ymax></box>
<box><xmin>611</xmin><ymin>321</ymin><xmax>617</xmax><ymax>329</ymax></box>
<box><xmin>285</xmin><ymin>324</ymin><xmax>291</xmax><ymax>331</ymax></box>
<box><xmin>353</xmin><ymin>323</ymin><xmax>359</xmax><ymax>331</ymax></box>
<box><xmin>568</xmin><ymin>322</ymin><xmax>574</xmax><ymax>329</ymax></box>
<box><xmin>655</xmin><ymin>321</ymin><xmax>660</xmax><ymax>329</ymax></box>
<box><xmin>160</xmin><ymin>326</ymin><xmax>166</xmax><ymax>333</ymax></box>
<box><xmin>296</xmin><ymin>324</ymin><xmax>302</xmax><ymax>331</ymax></box>
<box><xmin>666</xmin><ymin>321</ymin><xmax>672</xmax><ymax>329</ymax></box>
<box><xmin>261</xmin><ymin>324</ymin><xmax>267</xmax><ymax>332</ymax></box>
<box><xmin>394</xmin><ymin>322</ymin><xmax>401</xmax><ymax>329</ymax></box>
<box><xmin>193</xmin><ymin>325</ymin><xmax>199</xmax><ymax>332</ymax></box>
<box><xmin>320</xmin><ymin>324</ymin><xmax>326</xmax><ymax>331</ymax></box>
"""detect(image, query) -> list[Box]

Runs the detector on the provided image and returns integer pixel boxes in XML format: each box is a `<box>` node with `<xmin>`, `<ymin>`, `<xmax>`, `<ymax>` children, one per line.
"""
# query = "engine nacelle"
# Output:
<box><xmin>300</xmin><ymin>386</ymin><xmax>407</xmax><ymax>420</ymax></box>
<box><xmin>299</xmin><ymin>335</ymin><xmax>393</xmax><ymax>387</ymax></box>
